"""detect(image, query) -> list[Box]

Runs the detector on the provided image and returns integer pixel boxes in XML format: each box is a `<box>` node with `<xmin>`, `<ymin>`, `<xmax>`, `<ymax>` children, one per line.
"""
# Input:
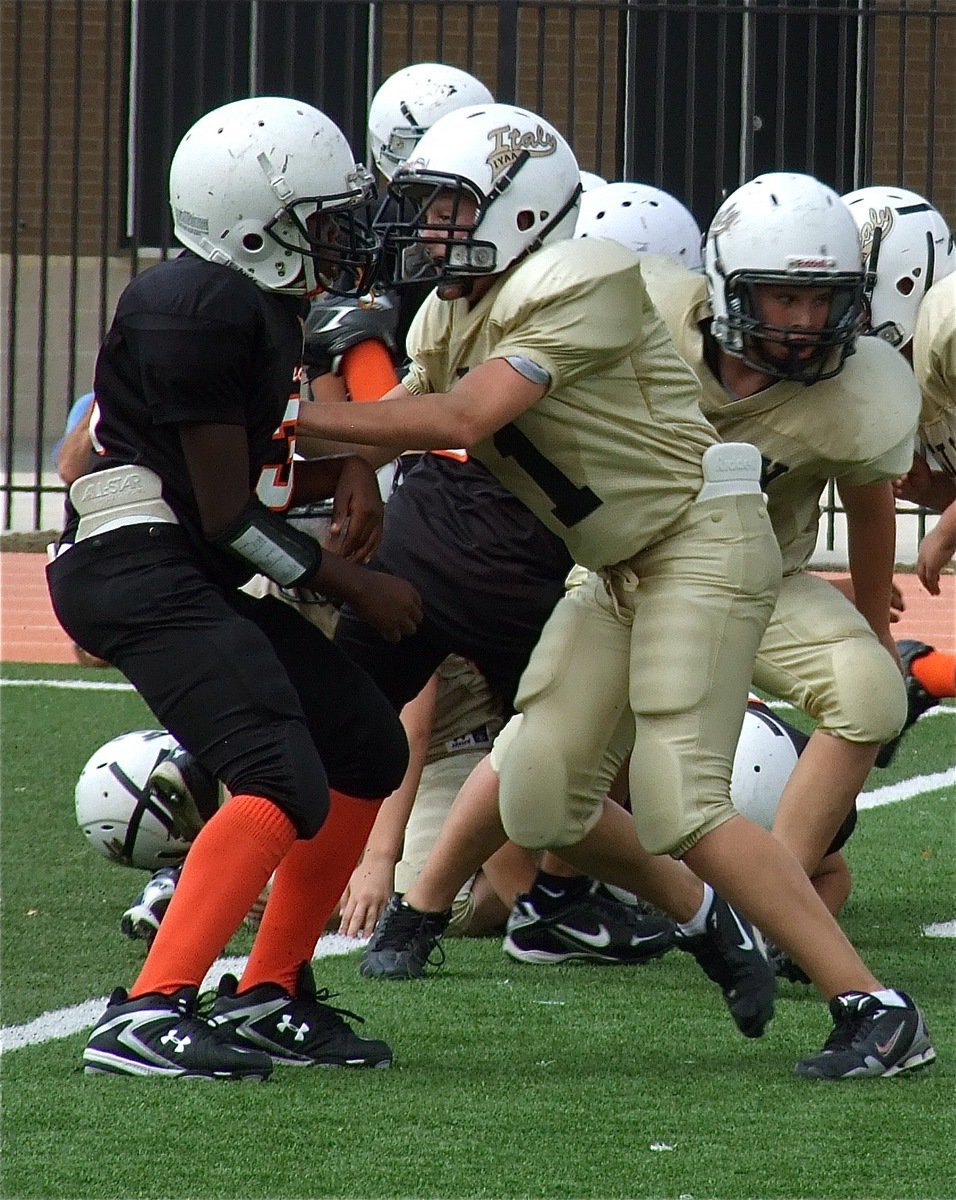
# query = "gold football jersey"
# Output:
<box><xmin>639</xmin><ymin>256</ymin><xmax>920</xmax><ymax>573</ymax></box>
<box><xmin>912</xmin><ymin>273</ymin><xmax>956</xmax><ymax>478</ymax></box>
<box><xmin>402</xmin><ymin>238</ymin><xmax>717</xmax><ymax>569</ymax></box>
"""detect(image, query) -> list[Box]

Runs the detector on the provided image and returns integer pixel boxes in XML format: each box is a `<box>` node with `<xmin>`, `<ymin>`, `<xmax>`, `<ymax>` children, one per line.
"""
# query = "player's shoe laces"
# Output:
<box><xmin>208</xmin><ymin>962</ymin><xmax>392</xmax><ymax>1067</ymax></box>
<box><xmin>674</xmin><ymin>892</ymin><xmax>776</xmax><ymax>1038</ymax></box>
<box><xmin>502</xmin><ymin>881</ymin><xmax>676</xmax><ymax>965</ymax></box>
<box><xmin>359</xmin><ymin>893</ymin><xmax>451</xmax><ymax>979</ymax></box>
<box><xmin>83</xmin><ymin>985</ymin><xmax>272</xmax><ymax>1080</ymax></box>
<box><xmin>795</xmin><ymin>991</ymin><xmax>936</xmax><ymax>1079</ymax></box>
<box><xmin>147</xmin><ymin>747</ymin><xmax>221</xmax><ymax>840</ymax></box>
<box><xmin>120</xmin><ymin>866</ymin><xmax>181</xmax><ymax>946</ymax></box>
<box><xmin>875</xmin><ymin>640</ymin><xmax>938</xmax><ymax>768</ymax></box>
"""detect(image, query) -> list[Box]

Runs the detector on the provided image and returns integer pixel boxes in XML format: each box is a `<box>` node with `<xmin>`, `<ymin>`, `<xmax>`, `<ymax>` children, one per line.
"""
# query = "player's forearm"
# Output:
<box><xmin>289</xmin><ymin>455</ymin><xmax>352</xmax><ymax>504</ymax></box>
<box><xmin>56</xmin><ymin>428</ymin><xmax>95</xmax><ymax>486</ymax></box>
<box><xmin>844</xmin><ymin>525</ymin><xmax>897</xmax><ymax>638</ymax></box>
<box><xmin>844</xmin><ymin>495</ymin><xmax>897</xmax><ymax>635</ymax></box>
<box><xmin>296</xmin><ymin>390</ymin><xmax>479</xmax><ymax>451</ymax></box>
<box><xmin>296</xmin><ymin>433</ymin><xmax>397</xmax><ymax>468</ymax></box>
<box><xmin>303</xmin><ymin>550</ymin><xmax>374</xmax><ymax>608</ymax></box>
<box><xmin>364</xmin><ymin>677</ymin><xmax>438</xmax><ymax>859</ymax></box>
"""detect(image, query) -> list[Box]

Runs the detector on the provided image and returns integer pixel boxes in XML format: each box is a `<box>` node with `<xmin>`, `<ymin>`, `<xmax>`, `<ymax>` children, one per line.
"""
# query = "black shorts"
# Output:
<box><xmin>48</xmin><ymin>524</ymin><xmax>408</xmax><ymax>837</ymax></box>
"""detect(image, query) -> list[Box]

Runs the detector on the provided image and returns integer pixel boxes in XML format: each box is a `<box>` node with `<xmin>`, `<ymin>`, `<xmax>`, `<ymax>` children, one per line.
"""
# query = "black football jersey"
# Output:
<box><xmin>69</xmin><ymin>252</ymin><xmax>304</xmax><ymax>586</ymax></box>
<box><xmin>376</xmin><ymin>452</ymin><xmax>574</xmax><ymax>655</ymax></box>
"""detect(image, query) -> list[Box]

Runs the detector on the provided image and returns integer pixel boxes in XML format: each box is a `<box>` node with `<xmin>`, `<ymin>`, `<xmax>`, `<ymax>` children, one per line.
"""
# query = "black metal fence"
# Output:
<box><xmin>2</xmin><ymin>0</ymin><xmax>951</xmax><ymax>550</ymax></box>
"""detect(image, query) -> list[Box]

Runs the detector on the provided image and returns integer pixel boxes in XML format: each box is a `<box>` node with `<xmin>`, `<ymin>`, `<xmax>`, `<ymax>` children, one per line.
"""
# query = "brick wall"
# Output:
<box><xmin>2</xmin><ymin>1</ymin><xmax>952</xmax><ymax>260</ymax></box>
<box><xmin>871</xmin><ymin>3</ymin><xmax>955</xmax><ymax>226</ymax></box>
<box><xmin>378</xmin><ymin>3</ymin><xmax>620</xmax><ymax>177</ymax></box>
<box><xmin>1</xmin><ymin>0</ymin><xmax>128</xmax><ymax>256</ymax></box>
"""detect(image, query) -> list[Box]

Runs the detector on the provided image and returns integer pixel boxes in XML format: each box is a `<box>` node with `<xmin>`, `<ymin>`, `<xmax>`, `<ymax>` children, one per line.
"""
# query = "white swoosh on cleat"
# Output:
<box><xmin>726</xmin><ymin>907</ymin><xmax>754</xmax><ymax>952</ymax></box>
<box><xmin>630</xmin><ymin>931</ymin><xmax>667</xmax><ymax>946</ymax></box>
<box><xmin>556</xmin><ymin>923</ymin><xmax>611</xmax><ymax>948</ymax></box>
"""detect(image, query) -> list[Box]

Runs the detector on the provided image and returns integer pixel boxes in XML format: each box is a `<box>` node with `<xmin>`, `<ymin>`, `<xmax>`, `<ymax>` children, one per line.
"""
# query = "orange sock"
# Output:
<box><xmin>239</xmin><ymin>790</ymin><xmax>382</xmax><ymax>993</ymax></box>
<box><xmin>342</xmin><ymin>339</ymin><xmax>399</xmax><ymax>403</ymax></box>
<box><xmin>911</xmin><ymin>650</ymin><xmax>956</xmax><ymax>699</ymax></box>
<box><xmin>131</xmin><ymin>794</ymin><xmax>296</xmax><ymax>998</ymax></box>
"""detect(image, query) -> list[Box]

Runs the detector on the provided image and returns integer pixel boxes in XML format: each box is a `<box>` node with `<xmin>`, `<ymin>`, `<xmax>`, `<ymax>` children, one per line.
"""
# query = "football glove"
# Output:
<box><xmin>303</xmin><ymin>292</ymin><xmax>398</xmax><ymax>376</ymax></box>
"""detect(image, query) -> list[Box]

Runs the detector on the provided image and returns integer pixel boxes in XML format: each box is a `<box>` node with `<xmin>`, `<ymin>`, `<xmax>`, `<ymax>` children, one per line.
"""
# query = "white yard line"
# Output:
<box><xmin>2</xmin><ymin>681</ymin><xmax>952</xmax><ymax>1054</ymax></box>
<box><xmin>857</xmin><ymin>768</ymin><xmax>956</xmax><ymax>808</ymax></box>
<box><xmin>0</xmin><ymin>936</ymin><xmax>366</xmax><ymax>1054</ymax></box>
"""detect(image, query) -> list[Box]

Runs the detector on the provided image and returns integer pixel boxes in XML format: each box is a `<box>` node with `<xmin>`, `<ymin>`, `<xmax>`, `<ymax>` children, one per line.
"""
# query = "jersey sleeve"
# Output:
<box><xmin>833</xmin><ymin>431</ymin><xmax>915</xmax><ymax>488</ymax></box>
<box><xmin>120</xmin><ymin>316</ymin><xmax>257</xmax><ymax>427</ymax></box>
<box><xmin>489</xmin><ymin>243</ymin><xmax>648</xmax><ymax>390</ymax></box>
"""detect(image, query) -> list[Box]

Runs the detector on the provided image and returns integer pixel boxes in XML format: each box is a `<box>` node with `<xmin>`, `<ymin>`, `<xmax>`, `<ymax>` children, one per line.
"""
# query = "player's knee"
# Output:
<box><xmin>224</xmin><ymin>721</ymin><xmax>331</xmax><ymax>838</ymax></box>
<box><xmin>822</xmin><ymin>639</ymin><xmax>908</xmax><ymax>743</ymax></box>
<box><xmin>628</xmin><ymin>719</ymin><xmax>735</xmax><ymax>855</ymax></box>
<box><xmin>497</xmin><ymin>725</ymin><xmax>579</xmax><ymax>849</ymax></box>
<box><xmin>326</xmin><ymin>702</ymin><xmax>410</xmax><ymax>799</ymax></box>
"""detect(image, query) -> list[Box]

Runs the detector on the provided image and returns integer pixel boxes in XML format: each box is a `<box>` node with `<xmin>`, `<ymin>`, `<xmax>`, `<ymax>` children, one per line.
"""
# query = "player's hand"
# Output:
<box><xmin>892</xmin><ymin>452</ymin><xmax>933</xmax><ymax>506</ymax></box>
<box><xmin>916</xmin><ymin>523</ymin><xmax>956</xmax><ymax>596</ymax></box>
<box><xmin>338</xmin><ymin>853</ymin><xmax>395</xmax><ymax>938</ymax></box>
<box><xmin>889</xmin><ymin>579</ymin><xmax>905</xmax><ymax>622</ymax></box>
<box><xmin>303</xmin><ymin>292</ymin><xmax>398</xmax><ymax>375</ymax></box>
<box><xmin>329</xmin><ymin>455</ymin><xmax>384</xmax><ymax>562</ymax></box>
<box><xmin>351</xmin><ymin>571</ymin><xmax>424</xmax><ymax>642</ymax></box>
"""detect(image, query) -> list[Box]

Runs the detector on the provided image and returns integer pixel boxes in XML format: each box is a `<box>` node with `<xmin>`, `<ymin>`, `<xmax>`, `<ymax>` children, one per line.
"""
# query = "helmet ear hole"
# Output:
<box><xmin>842</xmin><ymin>184</ymin><xmax>956</xmax><ymax>347</ymax></box>
<box><xmin>169</xmin><ymin>96</ymin><xmax>377</xmax><ymax>297</ymax></box>
<box><xmin>517</xmin><ymin>210</ymin><xmax>535</xmax><ymax>232</ymax></box>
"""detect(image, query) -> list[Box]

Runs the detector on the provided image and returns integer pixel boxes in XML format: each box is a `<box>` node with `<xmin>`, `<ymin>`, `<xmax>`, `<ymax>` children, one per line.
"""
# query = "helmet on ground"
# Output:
<box><xmin>368</xmin><ymin>63</ymin><xmax>494</xmax><ymax>181</ymax></box>
<box><xmin>704</xmin><ymin>172</ymin><xmax>866</xmax><ymax>382</ymax></box>
<box><xmin>576</xmin><ymin>181</ymin><xmax>703</xmax><ymax>269</ymax></box>
<box><xmin>384</xmin><ymin>102</ymin><xmax>581</xmax><ymax>289</ymax></box>
<box><xmin>169</xmin><ymin>96</ymin><xmax>378</xmax><ymax>297</ymax></box>
<box><xmin>731</xmin><ymin>703</ymin><xmax>803</xmax><ymax>829</ymax></box>
<box><xmin>75</xmin><ymin>730</ymin><xmax>195</xmax><ymax>869</ymax></box>
<box><xmin>842</xmin><ymin>185</ymin><xmax>956</xmax><ymax>349</ymax></box>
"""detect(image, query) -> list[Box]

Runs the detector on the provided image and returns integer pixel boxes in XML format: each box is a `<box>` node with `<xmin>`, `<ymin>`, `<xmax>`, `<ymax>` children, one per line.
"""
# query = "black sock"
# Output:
<box><xmin>529</xmin><ymin>871</ymin><xmax>591</xmax><ymax>914</ymax></box>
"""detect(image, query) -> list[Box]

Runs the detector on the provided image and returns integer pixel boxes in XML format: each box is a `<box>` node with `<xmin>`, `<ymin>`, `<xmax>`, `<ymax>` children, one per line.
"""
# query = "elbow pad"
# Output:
<box><xmin>213</xmin><ymin>498</ymin><xmax>321</xmax><ymax>587</ymax></box>
<box><xmin>304</xmin><ymin>292</ymin><xmax>398</xmax><ymax>375</ymax></box>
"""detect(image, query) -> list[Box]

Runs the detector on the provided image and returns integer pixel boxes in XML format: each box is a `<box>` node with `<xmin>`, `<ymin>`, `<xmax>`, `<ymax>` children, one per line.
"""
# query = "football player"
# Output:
<box><xmin>304</xmin><ymin>66</ymin><xmax>673</xmax><ymax>958</ymax></box>
<box><xmin>842</xmin><ymin>185</ymin><xmax>956</xmax><ymax>589</ymax></box>
<box><xmin>47</xmin><ymin>97</ymin><xmax>424</xmax><ymax>1081</ymax></box>
<box><xmin>842</xmin><ymin>187</ymin><xmax>956</xmax><ymax>721</ymax></box>
<box><xmin>295</xmin><ymin>104</ymin><xmax>935</xmax><ymax>1078</ymax></box>
<box><xmin>309</xmin><ymin>174</ymin><xmax>751</xmax><ymax>971</ymax></box>
<box><xmin>632</xmin><ymin>174</ymin><xmax>912</xmax><ymax>869</ymax></box>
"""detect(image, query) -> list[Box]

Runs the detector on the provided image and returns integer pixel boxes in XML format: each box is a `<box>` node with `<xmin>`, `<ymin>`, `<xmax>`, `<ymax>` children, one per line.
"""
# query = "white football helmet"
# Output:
<box><xmin>368</xmin><ymin>63</ymin><xmax>494</xmax><ymax>181</ymax></box>
<box><xmin>705</xmin><ymin>172</ymin><xmax>866</xmax><ymax>382</ymax></box>
<box><xmin>75</xmin><ymin>730</ymin><xmax>196</xmax><ymax>869</ymax></box>
<box><xmin>842</xmin><ymin>185</ymin><xmax>956</xmax><ymax>349</ymax></box>
<box><xmin>384</xmin><ymin>102</ymin><xmax>581</xmax><ymax>290</ymax></box>
<box><xmin>730</xmin><ymin>702</ymin><xmax>805</xmax><ymax>829</ymax></box>
<box><xmin>579</xmin><ymin>170</ymin><xmax>608</xmax><ymax>193</ymax></box>
<box><xmin>169</xmin><ymin>96</ymin><xmax>378</xmax><ymax>297</ymax></box>
<box><xmin>576</xmin><ymin>181</ymin><xmax>703</xmax><ymax>270</ymax></box>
